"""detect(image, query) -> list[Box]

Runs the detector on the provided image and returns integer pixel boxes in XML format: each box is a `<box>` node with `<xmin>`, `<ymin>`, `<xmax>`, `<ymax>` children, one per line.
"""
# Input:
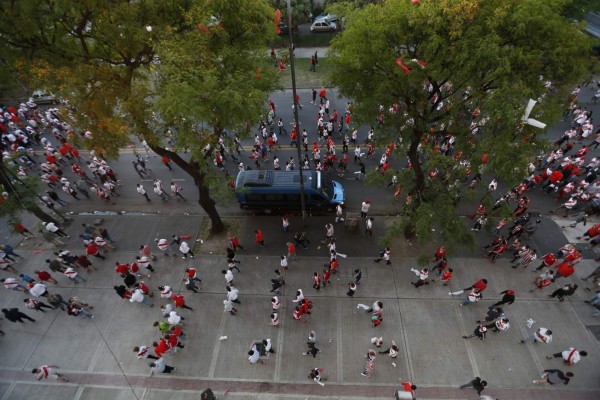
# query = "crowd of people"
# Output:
<box><xmin>1</xmin><ymin>74</ymin><xmax>600</xmax><ymax>398</ymax></box>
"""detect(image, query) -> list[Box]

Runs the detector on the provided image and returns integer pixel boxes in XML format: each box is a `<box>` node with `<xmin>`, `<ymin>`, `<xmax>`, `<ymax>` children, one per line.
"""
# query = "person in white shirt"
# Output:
<box><xmin>546</xmin><ymin>347</ymin><xmax>587</xmax><ymax>366</ymax></box>
<box><xmin>223</xmin><ymin>299</ymin><xmax>237</xmax><ymax>315</ymax></box>
<box><xmin>226</xmin><ymin>286</ymin><xmax>240</xmax><ymax>304</ymax></box>
<box><xmin>271</xmin><ymin>296</ymin><xmax>280</xmax><ymax>312</ymax></box>
<box><xmin>179</xmin><ymin>241</ymin><xmax>194</xmax><ymax>259</ymax></box>
<box><xmin>379</xmin><ymin>340</ymin><xmax>398</xmax><ymax>358</ymax></box>
<box><xmin>32</xmin><ymin>365</ymin><xmax>67</xmax><ymax>381</ymax></box>
<box><xmin>222</xmin><ymin>269</ymin><xmax>234</xmax><ymax>286</ymax></box>
<box><xmin>43</xmin><ymin>222</ymin><xmax>69</xmax><ymax>238</ymax></box>
<box><xmin>361</xmin><ymin>200</ymin><xmax>371</xmax><ymax>218</ymax></box>
<box><xmin>170</xmin><ymin>182</ymin><xmax>185</xmax><ymax>201</ymax></box>
<box><xmin>365</xmin><ymin>217</ymin><xmax>373</xmax><ymax>238</ymax></box>
<box><xmin>292</xmin><ymin>289</ymin><xmax>304</xmax><ymax>304</ymax></box>
<box><xmin>133</xmin><ymin>345</ymin><xmax>160</xmax><ymax>360</ymax></box>
<box><xmin>159</xmin><ymin>285</ymin><xmax>173</xmax><ymax>299</ymax></box>
<box><xmin>520</xmin><ymin>327</ymin><xmax>552</xmax><ymax>344</ymax></box>
<box><xmin>248</xmin><ymin>345</ymin><xmax>263</xmax><ymax>364</ymax></box>
<box><xmin>335</xmin><ymin>204</ymin><xmax>344</xmax><ymax>223</ymax></box>
<box><xmin>149</xmin><ymin>357</ymin><xmax>175</xmax><ymax>375</ymax></box>
<box><xmin>167</xmin><ymin>311</ymin><xmax>182</xmax><ymax>326</ymax></box>
<box><xmin>155</xmin><ymin>238</ymin><xmax>171</xmax><ymax>256</ymax></box>
<box><xmin>136</xmin><ymin>184</ymin><xmax>150</xmax><ymax>202</ymax></box>
<box><xmin>1</xmin><ymin>277</ymin><xmax>28</xmax><ymax>291</ymax></box>
<box><xmin>64</xmin><ymin>267</ymin><xmax>86</xmax><ymax>284</ymax></box>
<box><xmin>29</xmin><ymin>283</ymin><xmax>48</xmax><ymax>298</ymax></box>
<box><xmin>130</xmin><ymin>288</ymin><xmax>153</xmax><ymax>307</ymax></box>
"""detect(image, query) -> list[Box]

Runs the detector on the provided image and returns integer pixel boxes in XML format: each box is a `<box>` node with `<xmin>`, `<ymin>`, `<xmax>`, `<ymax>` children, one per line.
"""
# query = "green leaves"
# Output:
<box><xmin>331</xmin><ymin>0</ymin><xmax>593</xmax><ymax>250</ymax></box>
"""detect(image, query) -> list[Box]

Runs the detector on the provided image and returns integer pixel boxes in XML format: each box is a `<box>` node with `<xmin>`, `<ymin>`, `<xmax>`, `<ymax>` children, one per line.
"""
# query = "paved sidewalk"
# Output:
<box><xmin>0</xmin><ymin>214</ymin><xmax>598</xmax><ymax>399</ymax></box>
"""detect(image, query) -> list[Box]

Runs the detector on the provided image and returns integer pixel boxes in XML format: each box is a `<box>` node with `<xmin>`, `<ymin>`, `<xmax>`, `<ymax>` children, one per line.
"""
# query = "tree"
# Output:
<box><xmin>562</xmin><ymin>0</ymin><xmax>600</xmax><ymax>20</ymax></box>
<box><xmin>144</xmin><ymin>1</ymin><xmax>280</xmax><ymax>230</ymax></box>
<box><xmin>272</xmin><ymin>0</ymin><xmax>312</xmax><ymax>28</ymax></box>
<box><xmin>328</xmin><ymin>0</ymin><xmax>594</xmax><ymax>250</ymax></box>
<box><xmin>0</xmin><ymin>158</ymin><xmax>58</xmax><ymax>227</ymax></box>
<box><xmin>0</xmin><ymin>0</ymin><xmax>278</xmax><ymax>233</ymax></box>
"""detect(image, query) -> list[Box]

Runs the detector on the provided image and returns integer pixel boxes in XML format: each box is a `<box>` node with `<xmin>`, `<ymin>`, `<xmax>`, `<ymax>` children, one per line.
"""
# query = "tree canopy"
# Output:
<box><xmin>0</xmin><ymin>0</ymin><xmax>279</xmax><ymax>232</ymax></box>
<box><xmin>328</xmin><ymin>0</ymin><xmax>596</xmax><ymax>250</ymax></box>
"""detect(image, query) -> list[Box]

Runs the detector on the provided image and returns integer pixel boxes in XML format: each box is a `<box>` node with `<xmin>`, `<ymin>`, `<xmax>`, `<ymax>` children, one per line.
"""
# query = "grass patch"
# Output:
<box><xmin>270</xmin><ymin>32</ymin><xmax>336</xmax><ymax>48</ymax></box>
<box><xmin>277</xmin><ymin>57</ymin><xmax>334</xmax><ymax>89</ymax></box>
<box><xmin>194</xmin><ymin>216</ymin><xmax>245</xmax><ymax>255</ymax></box>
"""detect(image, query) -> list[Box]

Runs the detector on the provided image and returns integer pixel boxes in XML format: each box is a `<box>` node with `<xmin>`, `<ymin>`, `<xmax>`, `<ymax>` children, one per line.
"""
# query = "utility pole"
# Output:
<box><xmin>287</xmin><ymin>0</ymin><xmax>307</xmax><ymax>225</ymax></box>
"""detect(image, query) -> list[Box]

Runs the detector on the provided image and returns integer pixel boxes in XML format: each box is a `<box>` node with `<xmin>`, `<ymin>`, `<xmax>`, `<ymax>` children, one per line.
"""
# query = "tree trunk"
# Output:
<box><xmin>0</xmin><ymin>160</ymin><xmax>59</xmax><ymax>225</ymax></box>
<box><xmin>26</xmin><ymin>204</ymin><xmax>59</xmax><ymax>225</ymax></box>
<box><xmin>407</xmin><ymin>130</ymin><xmax>426</xmax><ymax>195</ymax></box>
<box><xmin>148</xmin><ymin>144</ymin><xmax>226</xmax><ymax>233</ymax></box>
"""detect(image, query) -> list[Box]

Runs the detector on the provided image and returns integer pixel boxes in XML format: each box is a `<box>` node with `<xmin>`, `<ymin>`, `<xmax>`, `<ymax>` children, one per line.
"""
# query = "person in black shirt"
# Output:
<box><xmin>460</xmin><ymin>376</ymin><xmax>487</xmax><ymax>395</ymax></box>
<box><xmin>533</xmin><ymin>369</ymin><xmax>573</xmax><ymax>385</ymax></box>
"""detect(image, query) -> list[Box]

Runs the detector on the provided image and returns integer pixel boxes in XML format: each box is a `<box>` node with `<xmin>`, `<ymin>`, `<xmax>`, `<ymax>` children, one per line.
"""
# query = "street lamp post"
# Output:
<box><xmin>286</xmin><ymin>0</ymin><xmax>307</xmax><ymax>225</ymax></box>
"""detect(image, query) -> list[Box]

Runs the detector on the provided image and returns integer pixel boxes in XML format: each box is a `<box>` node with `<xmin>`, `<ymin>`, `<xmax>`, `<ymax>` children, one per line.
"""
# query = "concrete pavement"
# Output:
<box><xmin>0</xmin><ymin>214</ymin><xmax>599</xmax><ymax>400</ymax></box>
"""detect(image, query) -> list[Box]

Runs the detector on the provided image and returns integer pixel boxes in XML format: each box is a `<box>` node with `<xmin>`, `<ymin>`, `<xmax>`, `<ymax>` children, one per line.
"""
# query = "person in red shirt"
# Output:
<box><xmin>161</xmin><ymin>156</ymin><xmax>172</xmax><ymax>171</ymax></box>
<box><xmin>328</xmin><ymin>258</ymin><xmax>339</xmax><ymax>274</ymax></box>
<box><xmin>115</xmin><ymin>262</ymin><xmax>129</xmax><ymax>276</ymax></box>
<box><xmin>33</xmin><ymin>270</ymin><xmax>58</xmax><ymax>284</ymax></box>
<box><xmin>185</xmin><ymin>268</ymin><xmax>202</xmax><ymax>284</ymax></box>
<box><xmin>76</xmin><ymin>255</ymin><xmax>96</xmax><ymax>271</ymax></box>
<box><xmin>536</xmin><ymin>253</ymin><xmax>557</xmax><ymax>271</ymax></box>
<box><xmin>299</xmin><ymin>299</ymin><xmax>311</xmax><ymax>315</ymax></box>
<box><xmin>439</xmin><ymin>268</ymin><xmax>453</xmax><ymax>285</ymax></box>
<box><xmin>46</xmin><ymin>154</ymin><xmax>57</xmax><ymax>165</ymax></box>
<box><xmin>465</xmin><ymin>279</ymin><xmax>488</xmax><ymax>293</ymax></box>
<box><xmin>554</xmin><ymin>262</ymin><xmax>575</xmax><ymax>279</ymax></box>
<box><xmin>322</xmin><ymin>268</ymin><xmax>331</xmax><ymax>287</ymax></box>
<box><xmin>292</xmin><ymin>306</ymin><xmax>304</xmax><ymax>320</ymax></box>
<box><xmin>228</xmin><ymin>236</ymin><xmax>245</xmax><ymax>251</ymax></box>
<box><xmin>578</xmin><ymin>223</ymin><xmax>600</xmax><ymax>240</ymax></box>
<box><xmin>172</xmin><ymin>294</ymin><xmax>193</xmax><ymax>311</ymax></box>
<box><xmin>401</xmin><ymin>381</ymin><xmax>417</xmax><ymax>397</ymax></box>
<box><xmin>70</xmin><ymin>148</ymin><xmax>81</xmax><ymax>162</ymax></box>
<box><xmin>565</xmin><ymin>251</ymin><xmax>582</xmax><ymax>265</ymax></box>
<box><xmin>153</xmin><ymin>339</ymin><xmax>169</xmax><ymax>357</ymax></box>
<box><xmin>165</xmin><ymin>334</ymin><xmax>184</xmax><ymax>351</ymax></box>
<box><xmin>287</xmin><ymin>242</ymin><xmax>296</xmax><ymax>260</ymax></box>
<box><xmin>14</xmin><ymin>223</ymin><xmax>34</xmax><ymax>239</ymax></box>
<box><xmin>319</xmin><ymin>87</ymin><xmax>327</xmax><ymax>103</ymax></box>
<box><xmin>86</xmin><ymin>243</ymin><xmax>106</xmax><ymax>260</ymax></box>
<box><xmin>138</xmin><ymin>281</ymin><xmax>151</xmax><ymax>296</ymax></box>
<box><xmin>254</xmin><ymin>230</ymin><xmax>265</xmax><ymax>247</ymax></box>
<box><xmin>488</xmin><ymin>239</ymin><xmax>508</xmax><ymax>262</ymax></box>
<box><xmin>434</xmin><ymin>246</ymin><xmax>446</xmax><ymax>261</ymax></box>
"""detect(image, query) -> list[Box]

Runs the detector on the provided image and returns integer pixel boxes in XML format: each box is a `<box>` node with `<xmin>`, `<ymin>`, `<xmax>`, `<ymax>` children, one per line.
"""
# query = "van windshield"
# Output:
<box><xmin>321</xmin><ymin>177</ymin><xmax>333</xmax><ymax>199</ymax></box>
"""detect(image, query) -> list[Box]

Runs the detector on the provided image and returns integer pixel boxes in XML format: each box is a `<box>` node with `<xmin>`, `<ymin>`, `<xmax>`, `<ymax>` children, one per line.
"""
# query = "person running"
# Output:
<box><xmin>32</xmin><ymin>365</ymin><xmax>67</xmax><ymax>381</ymax></box>
<box><xmin>546</xmin><ymin>347</ymin><xmax>587</xmax><ymax>366</ymax></box>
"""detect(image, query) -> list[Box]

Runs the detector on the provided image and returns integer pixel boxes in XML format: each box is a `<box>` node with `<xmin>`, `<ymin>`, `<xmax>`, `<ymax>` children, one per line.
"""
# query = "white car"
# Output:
<box><xmin>314</xmin><ymin>14</ymin><xmax>338</xmax><ymax>23</ymax></box>
<box><xmin>310</xmin><ymin>20</ymin><xmax>337</xmax><ymax>32</ymax></box>
<box><xmin>29</xmin><ymin>90</ymin><xmax>58</xmax><ymax>105</ymax></box>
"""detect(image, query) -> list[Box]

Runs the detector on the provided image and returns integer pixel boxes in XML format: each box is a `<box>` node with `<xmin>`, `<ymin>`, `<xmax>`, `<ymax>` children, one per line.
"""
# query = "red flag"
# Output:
<box><xmin>395</xmin><ymin>58</ymin><xmax>411</xmax><ymax>75</ymax></box>
<box><xmin>275</xmin><ymin>9</ymin><xmax>281</xmax><ymax>34</ymax></box>
<box><xmin>198</xmin><ymin>23</ymin><xmax>211</xmax><ymax>35</ymax></box>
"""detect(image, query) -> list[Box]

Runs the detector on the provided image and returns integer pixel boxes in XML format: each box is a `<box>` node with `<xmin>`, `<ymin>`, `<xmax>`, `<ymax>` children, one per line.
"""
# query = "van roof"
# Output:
<box><xmin>237</xmin><ymin>170</ymin><xmax>318</xmax><ymax>189</ymax></box>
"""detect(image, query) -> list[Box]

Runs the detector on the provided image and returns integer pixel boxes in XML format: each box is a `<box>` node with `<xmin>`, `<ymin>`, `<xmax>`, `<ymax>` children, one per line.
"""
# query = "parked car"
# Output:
<box><xmin>29</xmin><ymin>90</ymin><xmax>58</xmax><ymax>105</ymax></box>
<box><xmin>314</xmin><ymin>14</ymin><xmax>338</xmax><ymax>23</ymax></box>
<box><xmin>310</xmin><ymin>20</ymin><xmax>337</xmax><ymax>32</ymax></box>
